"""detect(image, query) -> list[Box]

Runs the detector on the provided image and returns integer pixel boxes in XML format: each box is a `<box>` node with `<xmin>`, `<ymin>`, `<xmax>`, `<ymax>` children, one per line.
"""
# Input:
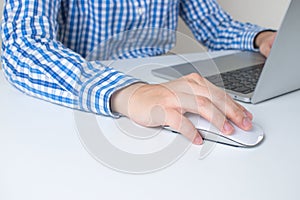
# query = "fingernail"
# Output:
<box><xmin>223</xmin><ymin>121</ymin><xmax>233</xmax><ymax>133</ymax></box>
<box><xmin>243</xmin><ymin>117</ymin><xmax>252</xmax><ymax>128</ymax></box>
<box><xmin>194</xmin><ymin>136</ymin><xmax>203</xmax><ymax>145</ymax></box>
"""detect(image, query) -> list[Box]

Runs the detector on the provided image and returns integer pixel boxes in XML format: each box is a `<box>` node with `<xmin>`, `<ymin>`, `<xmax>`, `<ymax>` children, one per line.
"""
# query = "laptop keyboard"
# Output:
<box><xmin>205</xmin><ymin>64</ymin><xmax>264</xmax><ymax>94</ymax></box>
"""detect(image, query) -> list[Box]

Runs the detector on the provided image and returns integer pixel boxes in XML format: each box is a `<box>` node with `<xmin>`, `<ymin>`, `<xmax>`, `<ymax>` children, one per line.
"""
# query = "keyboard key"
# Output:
<box><xmin>205</xmin><ymin>64</ymin><xmax>263</xmax><ymax>94</ymax></box>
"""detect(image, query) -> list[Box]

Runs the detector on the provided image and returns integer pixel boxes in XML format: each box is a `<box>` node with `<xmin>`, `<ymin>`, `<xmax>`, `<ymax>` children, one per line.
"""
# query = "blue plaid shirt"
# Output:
<box><xmin>1</xmin><ymin>0</ymin><xmax>264</xmax><ymax>116</ymax></box>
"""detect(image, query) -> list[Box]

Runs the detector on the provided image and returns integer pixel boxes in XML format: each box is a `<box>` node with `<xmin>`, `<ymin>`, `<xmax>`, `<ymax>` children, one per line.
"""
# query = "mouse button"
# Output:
<box><xmin>185</xmin><ymin>113</ymin><xmax>218</xmax><ymax>132</ymax></box>
<box><xmin>225</xmin><ymin>124</ymin><xmax>264</xmax><ymax>146</ymax></box>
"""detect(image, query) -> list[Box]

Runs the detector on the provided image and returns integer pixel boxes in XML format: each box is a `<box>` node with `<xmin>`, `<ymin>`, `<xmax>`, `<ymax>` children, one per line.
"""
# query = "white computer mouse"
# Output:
<box><xmin>165</xmin><ymin>113</ymin><xmax>264</xmax><ymax>148</ymax></box>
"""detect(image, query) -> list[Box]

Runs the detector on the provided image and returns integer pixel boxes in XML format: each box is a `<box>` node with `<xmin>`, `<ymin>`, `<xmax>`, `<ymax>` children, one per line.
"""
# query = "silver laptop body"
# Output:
<box><xmin>152</xmin><ymin>0</ymin><xmax>300</xmax><ymax>104</ymax></box>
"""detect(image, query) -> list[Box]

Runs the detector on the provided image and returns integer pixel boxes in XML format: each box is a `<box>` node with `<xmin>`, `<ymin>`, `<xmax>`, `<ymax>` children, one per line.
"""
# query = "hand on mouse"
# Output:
<box><xmin>111</xmin><ymin>73</ymin><xmax>253</xmax><ymax>145</ymax></box>
<box><xmin>255</xmin><ymin>31</ymin><xmax>277</xmax><ymax>57</ymax></box>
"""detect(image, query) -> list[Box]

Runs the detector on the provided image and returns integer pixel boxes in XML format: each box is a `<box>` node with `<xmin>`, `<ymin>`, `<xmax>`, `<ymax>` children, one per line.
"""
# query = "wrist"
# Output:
<box><xmin>254</xmin><ymin>30</ymin><xmax>277</xmax><ymax>49</ymax></box>
<box><xmin>111</xmin><ymin>82</ymin><xmax>147</xmax><ymax>116</ymax></box>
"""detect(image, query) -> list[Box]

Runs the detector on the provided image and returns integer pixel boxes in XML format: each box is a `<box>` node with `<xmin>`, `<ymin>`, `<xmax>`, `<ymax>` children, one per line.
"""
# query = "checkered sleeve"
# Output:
<box><xmin>179</xmin><ymin>0</ymin><xmax>267</xmax><ymax>51</ymax></box>
<box><xmin>1</xmin><ymin>0</ymin><xmax>140</xmax><ymax>116</ymax></box>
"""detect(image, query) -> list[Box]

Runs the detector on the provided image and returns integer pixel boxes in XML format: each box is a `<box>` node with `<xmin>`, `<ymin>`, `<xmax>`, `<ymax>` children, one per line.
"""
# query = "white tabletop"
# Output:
<box><xmin>1</xmin><ymin>51</ymin><xmax>300</xmax><ymax>200</ymax></box>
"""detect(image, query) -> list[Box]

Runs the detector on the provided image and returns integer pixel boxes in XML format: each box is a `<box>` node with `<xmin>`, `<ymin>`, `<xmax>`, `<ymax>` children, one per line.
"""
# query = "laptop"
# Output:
<box><xmin>152</xmin><ymin>0</ymin><xmax>300</xmax><ymax>104</ymax></box>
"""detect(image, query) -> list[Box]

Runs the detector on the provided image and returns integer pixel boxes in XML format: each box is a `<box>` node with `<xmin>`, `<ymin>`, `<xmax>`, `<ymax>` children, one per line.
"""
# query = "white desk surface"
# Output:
<box><xmin>1</xmin><ymin>51</ymin><xmax>300</xmax><ymax>200</ymax></box>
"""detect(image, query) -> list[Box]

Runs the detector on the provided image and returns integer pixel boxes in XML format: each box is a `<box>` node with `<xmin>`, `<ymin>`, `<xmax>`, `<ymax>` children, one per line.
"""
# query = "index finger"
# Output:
<box><xmin>192</xmin><ymin>76</ymin><xmax>253</xmax><ymax>131</ymax></box>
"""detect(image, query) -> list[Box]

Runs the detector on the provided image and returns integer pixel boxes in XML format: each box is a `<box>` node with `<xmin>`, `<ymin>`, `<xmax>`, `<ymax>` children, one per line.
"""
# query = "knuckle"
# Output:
<box><xmin>223</xmin><ymin>93</ymin><xmax>233</xmax><ymax>102</ymax></box>
<box><xmin>187</xmin><ymin>73</ymin><xmax>204</xmax><ymax>82</ymax></box>
<box><xmin>159</xmin><ymin>94</ymin><xmax>176</xmax><ymax>106</ymax></box>
<box><xmin>225</xmin><ymin>93</ymin><xmax>232</xmax><ymax>100</ymax></box>
<box><xmin>230</xmin><ymin>106</ymin><xmax>244</xmax><ymax>121</ymax></box>
<box><xmin>196</xmin><ymin>96</ymin><xmax>210</xmax><ymax>107</ymax></box>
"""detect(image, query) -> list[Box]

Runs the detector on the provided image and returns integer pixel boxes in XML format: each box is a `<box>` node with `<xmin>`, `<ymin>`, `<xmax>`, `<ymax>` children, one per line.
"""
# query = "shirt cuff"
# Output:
<box><xmin>240</xmin><ymin>28</ymin><xmax>267</xmax><ymax>51</ymax></box>
<box><xmin>79</xmin><ymin>66</ymin><xmax>143</xmax><ymax>118</ymax></box>
<box><xmin>252</xmin><ymin>29</ymin><xmax>277</xmax><ymax>49</ymax></box>
<box><xmin>241</xmin><ymin>28</ymin><xmax>276</xmax><ymax>52</ymax></box>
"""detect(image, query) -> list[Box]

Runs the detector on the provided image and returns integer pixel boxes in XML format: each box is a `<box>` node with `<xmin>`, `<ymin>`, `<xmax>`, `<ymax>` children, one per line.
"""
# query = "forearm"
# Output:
<box><xmin>2</xmin><ymin>35</ymin><xmax>140</xmax><ymax>116</ymax></box>
<box><xmin>1</xmin><ymin>1</ymin><xmax>140</xmax><ymax>117</ymax></box>
<box><xmin>111</xmin><ymin>82</ymin><xmax>147</xmax><ymax>117</ymax></box>
<box><xmin>179</xmin><ymin>0</ymin><xmax>267</xmax><ymax>51</ymax></box>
